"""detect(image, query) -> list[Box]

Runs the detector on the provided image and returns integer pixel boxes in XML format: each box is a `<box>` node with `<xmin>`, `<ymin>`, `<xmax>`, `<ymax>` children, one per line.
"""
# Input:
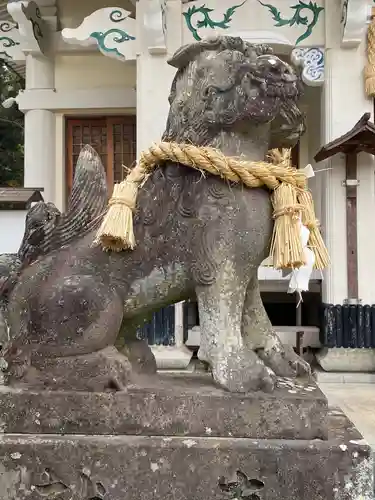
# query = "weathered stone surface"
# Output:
<box><xmin>0</xmin><ymin>253</ymin><xmax>20</xmax><ymax>349</ymax></box>
<box><xmin>0</xmin><ymin>375</ymin><xmax>328</xmax><ymax>440</ymax></box>
<box><xmin>0</xmin><ymin>254</ymin><xmax>19</xmax><ymax>290</ymax></box>
<box><xmin>2</xmin><ymin>36</ymin><xmax>309</xmax><ymax>394</ymax></box>
<box><xmin>0</xmin><ymin>411</ymin><xmax>372</xmax><ymax>500</ymax></box>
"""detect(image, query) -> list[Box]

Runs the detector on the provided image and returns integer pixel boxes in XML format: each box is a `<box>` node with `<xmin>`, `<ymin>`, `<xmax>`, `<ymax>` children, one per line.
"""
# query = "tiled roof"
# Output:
<box><xmin>0</xmin><ymin>187</ymin><xmax>44</xmax><ymax>206</ymax></box>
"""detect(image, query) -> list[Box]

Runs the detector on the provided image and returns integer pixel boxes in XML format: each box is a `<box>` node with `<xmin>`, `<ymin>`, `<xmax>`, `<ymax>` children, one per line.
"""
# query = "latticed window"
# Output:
<box><xmin>66</xmin><ymin>116</ymin><xmax>136</xmax><ymax>197</ymax></box>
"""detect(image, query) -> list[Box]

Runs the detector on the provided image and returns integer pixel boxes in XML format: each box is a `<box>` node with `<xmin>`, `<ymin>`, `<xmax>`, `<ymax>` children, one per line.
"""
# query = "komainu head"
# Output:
<box><xmin>162</xmin><ymin>36</ymin><xmax>305</xmax><ymax>149</ymax></box>
<box><xmin>17</xmin><ymin>202</ymin><xmax>61</xmax><ymax>264</ymax></box>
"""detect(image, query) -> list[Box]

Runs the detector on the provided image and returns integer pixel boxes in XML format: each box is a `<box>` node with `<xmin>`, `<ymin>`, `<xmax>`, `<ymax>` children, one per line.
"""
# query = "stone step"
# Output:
<box><xmin>0</xmin><ymin>410</ymin><xmax>371</xmax><ymax>500</ymax></box>
<box><xmin>0</xmin><ymin>374</ymin><xmax>328</xmax><ymax>440</ymax></box>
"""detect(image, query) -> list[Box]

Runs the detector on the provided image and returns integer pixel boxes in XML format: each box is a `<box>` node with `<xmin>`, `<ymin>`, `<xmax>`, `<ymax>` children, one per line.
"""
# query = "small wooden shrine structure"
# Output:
<box><xmin>314</xmin><ymin>112</ymin><xmax>375</xmax><ymax>301</ymax></box>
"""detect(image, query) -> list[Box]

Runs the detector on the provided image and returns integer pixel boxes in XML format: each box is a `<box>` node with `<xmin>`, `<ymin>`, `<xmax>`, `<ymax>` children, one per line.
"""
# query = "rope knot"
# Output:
<box><xmin>272</xmin><ymin>204</ymin><xmax>304</xmax><ymax>220</ymax></box>
<box><xmin>108</xmin><ymin>197</ymin><xmax>136</xmax><ymax>210</ymax></box>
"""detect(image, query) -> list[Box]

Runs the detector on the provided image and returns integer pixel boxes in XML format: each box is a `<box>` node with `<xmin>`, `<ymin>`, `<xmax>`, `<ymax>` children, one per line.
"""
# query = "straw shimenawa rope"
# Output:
<box><xmin>365</xmin><ymin>9</ymin><xmax>375</xmax><ymax>97</ymax></box>
<box><xmin>94</xmin><ymin>142</ymin><xmax>330</xmax><ymax>270</ymax></box>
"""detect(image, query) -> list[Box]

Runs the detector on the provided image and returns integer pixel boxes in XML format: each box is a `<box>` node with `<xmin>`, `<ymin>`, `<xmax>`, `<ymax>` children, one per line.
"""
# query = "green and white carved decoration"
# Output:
<box><xmin>62</xmin><ymin>7</ymin><xmax>136</xmax><ymax>62</ymax></box>
<box><xmin>91</xmin><ymin>10</ymin><xmax>135</xmax><ymax>58</ymax></box>
<box><xmin>258</xmin><ymin>1</ymin><xmax>324</xmax><ymax>45</ymax></box>
<box><xmin>8</xmin><ymin>0</ymin><xmax>49</xmax><ymax>55</ymax></box>
<box><xmin>183</xmin><ymin>1</ymin><xmax>246</xmax><ymax>41</ymax></box>
<box><xmin>0</xmin><ymin>21</ymin><xmax>23</xmax><ymax>61</ymax></box>
<box><xmin>291</xmin><ymin>46</ymin><xmax>324</xmax><ymax>86</ymax></box>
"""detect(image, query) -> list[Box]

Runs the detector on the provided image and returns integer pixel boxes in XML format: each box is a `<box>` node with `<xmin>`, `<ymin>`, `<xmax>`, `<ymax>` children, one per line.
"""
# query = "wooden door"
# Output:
<box><xmin>66</xmin><ymin>116</ymin><xmax>136</xmax><ymax>197</ymax></box>
<box><xmin>108</xmin><ymin>116</ymin><xmax>137</xmax><ymax>183</ymax></box>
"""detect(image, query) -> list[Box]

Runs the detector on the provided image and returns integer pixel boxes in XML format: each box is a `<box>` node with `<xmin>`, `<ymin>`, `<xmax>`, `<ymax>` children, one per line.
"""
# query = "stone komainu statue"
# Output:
<box><xmin>1</xmin><ymin>36</ymin><xmax>309</xmax><ymax>393</ymax></box>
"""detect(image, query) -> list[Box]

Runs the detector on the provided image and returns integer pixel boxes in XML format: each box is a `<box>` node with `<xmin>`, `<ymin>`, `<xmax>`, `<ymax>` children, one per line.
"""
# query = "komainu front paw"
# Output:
<box><xmin>211</xmin><ymin>347</ymin><xmax>276</xmax><ymax>393</ymax></box>
<box><xmin>257</xmin><ymin>344</ymin><xmax>311</xmax><ymax>379</ymax></box>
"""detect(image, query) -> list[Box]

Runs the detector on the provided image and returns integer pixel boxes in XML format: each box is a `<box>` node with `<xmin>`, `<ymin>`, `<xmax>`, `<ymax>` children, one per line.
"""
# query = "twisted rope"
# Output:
<box><xmin>95</xmin><ymin>141</ymin><xmax>329</xmax><ymax>270</ymax></box>
<box><xmin>136</xmin><ymin>142</ymin><xmax>307</xmax><ymax>190</ymax></box>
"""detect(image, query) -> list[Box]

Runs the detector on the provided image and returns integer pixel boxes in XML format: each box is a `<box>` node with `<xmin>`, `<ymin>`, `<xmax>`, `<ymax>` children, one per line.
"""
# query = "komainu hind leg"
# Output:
<box><xmin>5</xmin><ymin>278</ymin><xmax>133</xmax><ymax>391</ymax></box>
<box><xmin>18</xmin><ymin>346</ymin><xmax>133</xmax><ymax>392</ymax></box>
<box><xmin>116</xmin><ymin>315</ymin><xmax>157</xmax><ymax>375</ymax></box>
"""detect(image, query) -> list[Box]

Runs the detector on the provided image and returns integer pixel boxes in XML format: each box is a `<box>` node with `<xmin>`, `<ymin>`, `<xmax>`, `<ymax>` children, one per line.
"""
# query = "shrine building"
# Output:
<box><xmin>1</xmin><ymin>0</ymin><xmax>375</xmax><ymax>374</ymax></box>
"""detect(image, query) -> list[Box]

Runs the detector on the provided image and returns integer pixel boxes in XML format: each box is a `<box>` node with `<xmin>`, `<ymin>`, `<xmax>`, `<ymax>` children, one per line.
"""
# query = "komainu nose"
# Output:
<box><xmin>257</xmin><ymin>54</ymin><xmax>283</xmax><ymax>68</ymax></box>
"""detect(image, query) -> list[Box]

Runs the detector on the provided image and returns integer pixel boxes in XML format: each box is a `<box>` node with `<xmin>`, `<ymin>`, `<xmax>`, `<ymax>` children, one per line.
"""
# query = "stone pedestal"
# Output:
<box><xmin>0</xmin><ymin>375</ymin><xmax>372</xmax><ymax>499</ymax></box>
<box><xmin>317</xmin><ymin>347</ymin><xmax>375</xmax><ymax>372</ymax></box>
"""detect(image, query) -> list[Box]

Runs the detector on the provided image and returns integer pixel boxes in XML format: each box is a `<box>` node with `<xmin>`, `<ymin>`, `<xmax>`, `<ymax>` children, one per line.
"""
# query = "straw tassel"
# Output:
<box><xmin>94</xmin><ymin>164</ymin><xmax>148</xmax><ymax>251</ymax></box>
<box><xmin>297</xmin><ymin>189</ymin><xmax>330</xmax><ymax>269</ymax></box>
<box><xmin>365</xmin><ymin>10</ymin><xmax>375</xmax><ymax>97</ymax></box>
<box><xmin>270</xmin><ymin>183</ymin><xmax>305</xmax><ymax>269</ymax></box>
<box><xmin>268</xmin><ymin>148</ymin><xmax>306</xmax><ymax>269</ymax></box>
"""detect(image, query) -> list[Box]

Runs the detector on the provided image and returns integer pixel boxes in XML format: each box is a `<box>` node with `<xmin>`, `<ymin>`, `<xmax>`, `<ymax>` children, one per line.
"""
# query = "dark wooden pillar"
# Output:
<box><xmin>345</xmin><ymin>151</ymin><xmax>358</xmax><ymax>300</ymax></box>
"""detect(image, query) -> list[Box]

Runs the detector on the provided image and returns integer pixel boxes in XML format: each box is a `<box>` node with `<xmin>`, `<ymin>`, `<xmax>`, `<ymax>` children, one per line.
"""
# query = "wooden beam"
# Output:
<box><xmin>345</xmin><ymin>152</ymin><xmax>359</xmax><ymax>299</ymax></box>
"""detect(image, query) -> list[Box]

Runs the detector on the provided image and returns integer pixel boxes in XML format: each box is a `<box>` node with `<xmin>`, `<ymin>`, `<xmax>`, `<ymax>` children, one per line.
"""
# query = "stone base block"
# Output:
<box><xmin>0</xmin><ymin>374</ymin><xmax>328</xmax><ymax>440</ymax></box>
<box><xmin>150</xmin><ymin>345</ymin><xmax>193</xmax><ymax>370</ymax></box>
<box><xmin>315</xmin><ymin>367</ymin><xmax>375</xmax><ymax>384</ymax></box>
<box><xmin>0</xmin><ymin>410</ymin><xmax>372</xmax><ymax>500</ymax></box>
<box><xmin>317</xmin><ymin>347</ymin><xmax>375</xmax><ymax>372</ymax></box>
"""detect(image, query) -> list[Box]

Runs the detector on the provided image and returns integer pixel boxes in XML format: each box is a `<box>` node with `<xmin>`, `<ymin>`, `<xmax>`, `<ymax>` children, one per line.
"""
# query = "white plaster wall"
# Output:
<box><xmin>57</xmin><ymin>0</ymin><xmax>135</xmax><ymax>29</ymax></box>
<box><xmin>135</xmin><ymin>0</ymin><xmax>180</xmax><ymax>155</ymax></box>
<box><xmin>54</xmin><ymin>54</ymin><xmax>136</xmax><ymax>90</ymax></box>
<box><xmin>357</xmin><ymin>150</ymin><xmax>375</xmax><ymax>304</ymax></box>
<box><xmin>321</xmin><ymin>0</ymin><xmax>374</xmax><ymax>304</ymax></box>
<box><xmin>0</xmin><ymin>211</ymin><xmax>26</xmax><ymax>254</ymax></box>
